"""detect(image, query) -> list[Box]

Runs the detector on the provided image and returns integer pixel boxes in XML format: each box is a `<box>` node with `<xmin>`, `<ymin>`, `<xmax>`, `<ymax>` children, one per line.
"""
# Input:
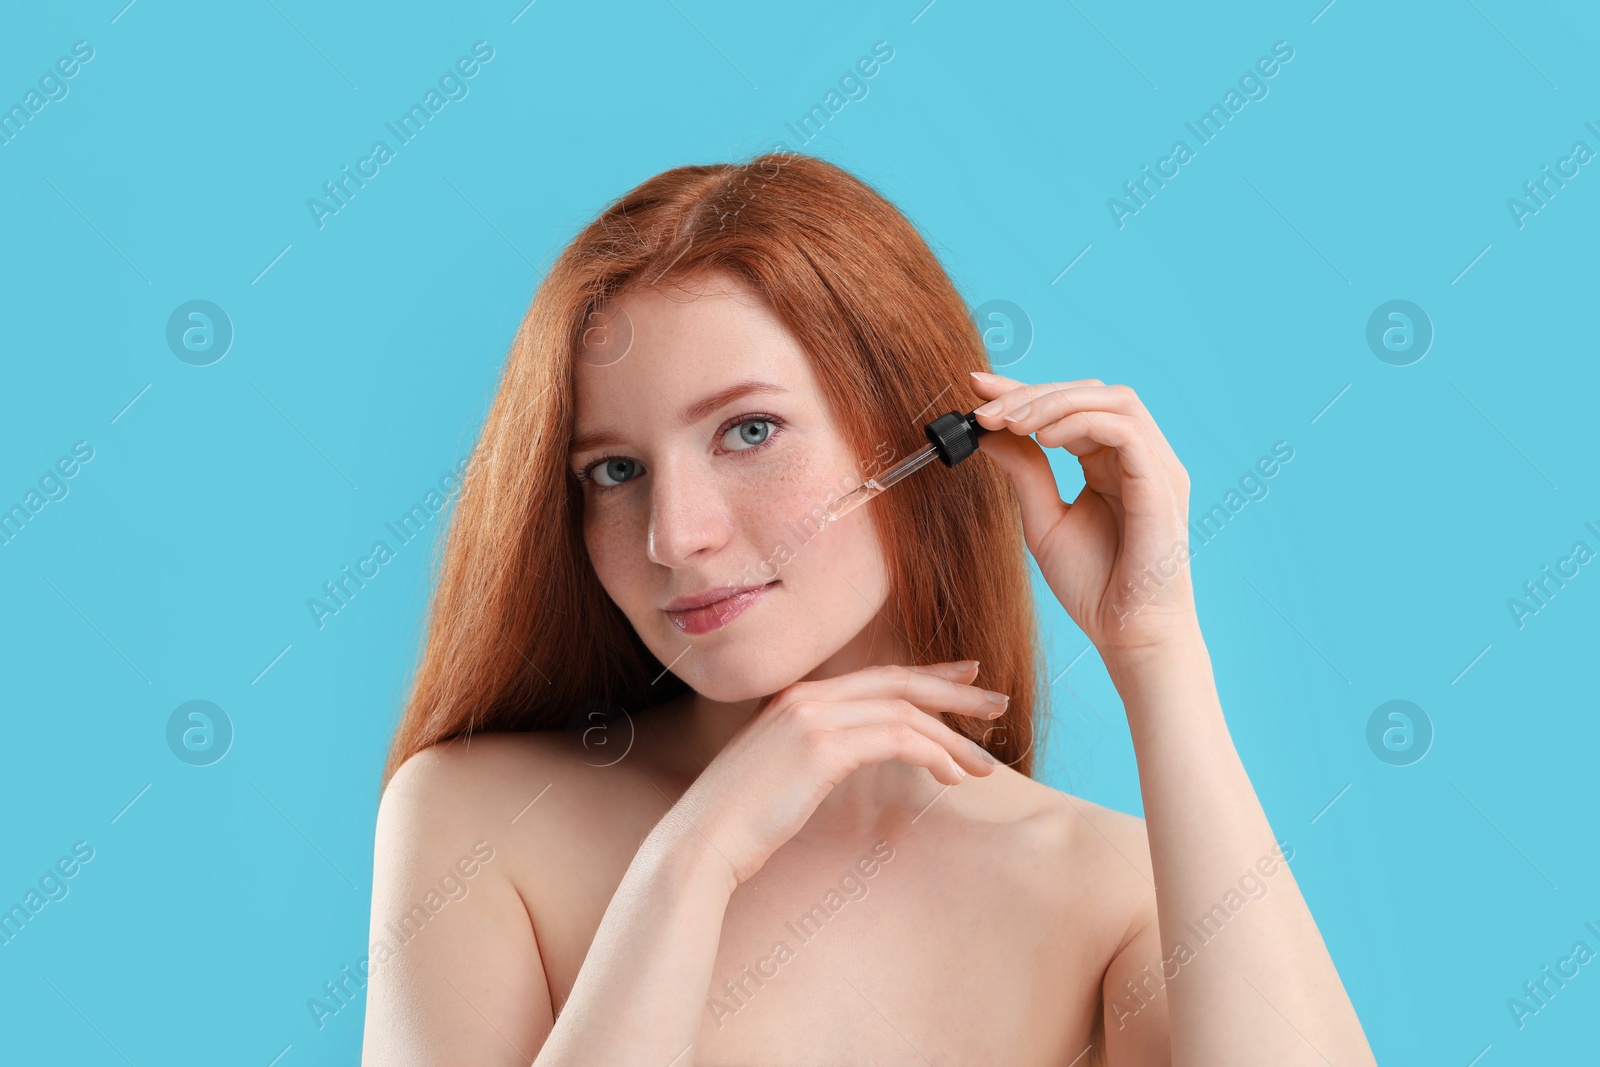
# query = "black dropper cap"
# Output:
<box><xmin>924</xmin><ymin>410</ymin><xmax>990</xmax><ymax>467</ymax></box>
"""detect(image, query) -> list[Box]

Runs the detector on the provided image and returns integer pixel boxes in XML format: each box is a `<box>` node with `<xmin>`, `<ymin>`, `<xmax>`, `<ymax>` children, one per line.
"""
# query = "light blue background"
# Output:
<box><xmin>2</xmin><ymin>0</ymin><xmax>1596</xmax><ymax>1062</ymax></box>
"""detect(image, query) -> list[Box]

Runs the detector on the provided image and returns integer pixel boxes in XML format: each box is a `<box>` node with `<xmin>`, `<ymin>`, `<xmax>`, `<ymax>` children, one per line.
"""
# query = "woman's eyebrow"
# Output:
<box><xmin>568</xmin><ymin>379</ymin><xmax>789</xmax><ymax>455</ymax></box>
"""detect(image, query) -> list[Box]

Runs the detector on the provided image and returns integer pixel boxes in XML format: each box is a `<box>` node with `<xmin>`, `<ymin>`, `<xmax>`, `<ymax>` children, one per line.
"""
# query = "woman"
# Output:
<box><xmin>361</xmin><ymin>152</ymin><xmax>1376</xmax><ymax>1065</ymax></box>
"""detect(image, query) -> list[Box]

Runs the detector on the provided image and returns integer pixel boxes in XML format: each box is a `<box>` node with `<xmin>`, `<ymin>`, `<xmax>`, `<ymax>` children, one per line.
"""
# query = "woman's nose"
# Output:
<box><xmin>645</xmin><ymin>459</ymin><xmax>733</xmax><ymax>568</ymax></box>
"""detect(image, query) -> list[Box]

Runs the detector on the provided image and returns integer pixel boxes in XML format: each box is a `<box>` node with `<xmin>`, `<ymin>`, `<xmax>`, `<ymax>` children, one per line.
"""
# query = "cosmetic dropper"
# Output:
<box><xmin>817</xmin><ymin>410</ymin><xmax>990</xmax><ymax>528</ymax></box>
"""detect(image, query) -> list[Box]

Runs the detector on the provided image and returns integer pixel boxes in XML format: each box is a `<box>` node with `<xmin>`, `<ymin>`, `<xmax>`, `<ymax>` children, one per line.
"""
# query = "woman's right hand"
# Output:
<box><xmin>666</xmin><ymin>660</ymin><xmax>1008</xmax><ymax>886</ymax></box>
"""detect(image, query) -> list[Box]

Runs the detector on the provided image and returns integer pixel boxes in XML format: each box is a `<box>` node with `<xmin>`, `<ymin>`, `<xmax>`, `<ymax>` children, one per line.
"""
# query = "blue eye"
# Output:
<box><xmin>587</xmin><ymin>456</ymin><xmax>640</xmax><ymax>489</ymax></box>
<box><xmin>722</xmin><ymin>417</ymin><xmax>774</xmax><ymax>451</ymax></box>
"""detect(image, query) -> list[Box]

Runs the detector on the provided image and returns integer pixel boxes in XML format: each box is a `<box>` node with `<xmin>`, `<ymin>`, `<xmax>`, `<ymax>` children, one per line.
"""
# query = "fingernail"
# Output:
<box><xmin>953</xmin><ymin>659</ymin><xmax>979</xmax><ymax>672</ymax></box>
<box><xmin>974</xmin><ymin>399</ymin><xmax>1003</xmax><ymax>416</ymax></box>
<box><xmin>953</xmin><ymin>762</ymin><xmax>968</xmax><ymax>779</ymax></box>
<box><xmin>1002</xmin><ymin>403</ymin><xmax>1032</xmax><ymax>422</ymax></box>
<box><xmin>984</xmin><ymin>691</ymin><xmax>1009</xmax><ymax>706</ymax></box>
<box><xmin>969</xmin><ymin>370</ymin><xmax>996</xmax><ymax>381</ymax></box>
<box><xmin>969</xmin><ymin>740</ymin><xmax>997</xmax><ymax>764</ymax></box>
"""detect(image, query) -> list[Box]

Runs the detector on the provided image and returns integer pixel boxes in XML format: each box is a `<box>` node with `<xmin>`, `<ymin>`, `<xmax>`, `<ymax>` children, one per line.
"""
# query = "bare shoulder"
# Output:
<box><xmin>1045</xmin><ymin>786</ymin><xmax>1153</xmax><ymax>884</ymax></box>
<box><xmin>379</xmin><ymin>729</ymin><xmax>567</xmax><ymax>821</ymax></box>
<box><xmin>380</xmin><ymin>724</ymin><xmax>676</xmax><ymax>908</ymax></box>
<box><xmin>377</xmin><ymin>735</ymin><xmax>528</xmax><ymax>825</ymax></box>
<box><xmin>371</xmin><ymin>733</ymin><xmax>564</xmax><ymax>928</ymax></box>
<box><xmin>365</xmin><ymin>732</ymin><xmax>568</xmax><ymax>1062</ymax></box>
<box><xmin>379</xmin><ymin>727</ymin><xmax>652</xmax><ymax>860</ymax></box>
<box><xmin>971</xmin><ymin>768</ymin><xmax>1155</xmax><ymax>927</ymax></box>
<box><xmin>969</xmin><ymin>765</ymin><xmax>1148</xmax><ymax>865</ymax></box>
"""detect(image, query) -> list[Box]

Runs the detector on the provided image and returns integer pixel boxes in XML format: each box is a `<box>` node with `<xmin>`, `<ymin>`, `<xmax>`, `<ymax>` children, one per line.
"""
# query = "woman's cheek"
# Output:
<box><xmin>747</xmin><ymin>443</ymin><xmax>847</xmax><ymax>530</ymax></box>
<box><xmin>583</xmin><ymin>510</ymin><xmax>642</xmax><ymax>598</ymax></box>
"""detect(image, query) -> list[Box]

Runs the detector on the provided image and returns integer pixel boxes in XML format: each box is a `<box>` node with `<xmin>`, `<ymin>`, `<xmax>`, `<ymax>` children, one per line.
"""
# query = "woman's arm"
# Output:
<box><xmin>532</xmin><ymin>814</ymin><xmax>739</xmax><ymax>1064</ymax></box>
<box><xmin>965</xmin><ymin>371</ymin><xmax>1376</xmax><ymax>1066</ymax></box>
<box><xmin>1101</xmin><ymin>627</ymin><xmax>1374</xmax><ymax>1065</ymax></box>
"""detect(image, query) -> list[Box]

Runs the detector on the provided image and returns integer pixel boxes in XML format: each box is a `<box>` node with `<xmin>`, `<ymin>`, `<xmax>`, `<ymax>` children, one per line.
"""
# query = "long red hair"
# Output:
<box><xmin>381</xmin><ymin>151</ymin><xmax>1047</xmax><ymax>791</ymax></box>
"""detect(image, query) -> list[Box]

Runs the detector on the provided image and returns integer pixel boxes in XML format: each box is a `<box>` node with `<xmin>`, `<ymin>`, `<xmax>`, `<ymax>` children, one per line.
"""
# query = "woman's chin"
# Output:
<box><xmin>665</xmin><ymin>648</ymin><xmax>814</xmax><ymax>705</ymax></box>
<box><xmin>691</xmin><ymin>672</ymin><xmax>792</xmax><ymax>705</ymax></box>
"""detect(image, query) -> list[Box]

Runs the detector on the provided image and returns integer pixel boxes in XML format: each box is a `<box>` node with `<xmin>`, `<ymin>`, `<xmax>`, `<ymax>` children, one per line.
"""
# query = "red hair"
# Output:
<box><xmin>381</xmin><ymin>151</ymin><xmax>1046</xmax><ymax>790</ymax></box>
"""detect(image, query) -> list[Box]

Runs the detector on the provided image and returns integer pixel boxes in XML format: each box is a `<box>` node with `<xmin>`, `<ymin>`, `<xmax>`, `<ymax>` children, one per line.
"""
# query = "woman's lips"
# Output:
<box><xmin>665</xmin><ymin>581</ymin><xmax>779</xmax><ymax>635</ymax></box>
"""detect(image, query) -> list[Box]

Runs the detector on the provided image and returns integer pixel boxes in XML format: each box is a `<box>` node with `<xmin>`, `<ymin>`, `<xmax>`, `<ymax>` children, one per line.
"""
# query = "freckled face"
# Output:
<box><xmin>569</xmin><ymin>273</ymin><xmax>890</xmax><ymax>701</ymax></box>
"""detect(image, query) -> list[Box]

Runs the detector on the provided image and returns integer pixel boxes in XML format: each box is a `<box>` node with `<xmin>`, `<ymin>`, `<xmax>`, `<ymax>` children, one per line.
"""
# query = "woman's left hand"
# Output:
<box><xmin>966</xmin><ymin>370</ymin><xmax>1200</xmax><ymax>664</ymax></box>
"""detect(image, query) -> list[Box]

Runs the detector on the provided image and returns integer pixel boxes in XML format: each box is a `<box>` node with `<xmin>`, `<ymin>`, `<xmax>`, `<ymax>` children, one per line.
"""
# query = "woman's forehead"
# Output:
<box><xmin>572</xmin><ymin>289</ymin><xmax>823</xmax><ymax>423</ymax></box>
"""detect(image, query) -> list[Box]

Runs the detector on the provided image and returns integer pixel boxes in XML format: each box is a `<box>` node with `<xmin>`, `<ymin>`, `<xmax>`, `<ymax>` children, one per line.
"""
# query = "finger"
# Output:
<box><xmin>765</xmin><ymin>661</ymin><xmax>972</xmax><ymax>709</ymax></box>
<box><xmin>789</xmin><ymin>663</ymin><xmax>1006</xmax><ymax>718</ymax></box>
<box><xmin>759</xmin><ymin>661</ymin><xmax>976</xmax><ymax>718</ymax></box>
<box><xmin>805</xmin><ymin>699</ymin><xmax>1001</xmax><ymax>776</ymax></box>
<box><xmin>1030</xmin><ymin>411</ymin><xmax>1183</xmax><ymax>531</ymax></box>
<box><xmin>805</xmin><ymin>696</ymin><xmax>1006</xmax><ymax>758</ymax></box>
<box><xmin>988</xmin><ymin>383</ymin><xmax>1186</xmax><ymax>487</ymax></box>
<box><xmin>967</xmin><ymin>430</ymin><xmax>1073</xmax><ymax>544</ymax></box>
<box><xmin>890</xmin><ymin>660</ymin><xmax>985</xmax><ymax>691</ymax></box>
<box><xmin>968</xmin><ymin>371</ymin><xmax>1103</xmax><ymax>408</ymax></box>
<box><xmin>979</xmin><ymin>384</ymin><xmax>1135</xmax><ymax>432</ymax></box>
<box><xmin>826</xmin><ymin>720</ymin><xmax>994</xmax><ymax>784</ymax></box>
<box><xmin>914</xmin><ymin>660</ymin><xmax>982</xmax><ymax>681</ymax></box>
<box><xmin>1031</xmin><ymin>410</ymin><xmax>1154</xmax><ymax>473</ymax></box>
